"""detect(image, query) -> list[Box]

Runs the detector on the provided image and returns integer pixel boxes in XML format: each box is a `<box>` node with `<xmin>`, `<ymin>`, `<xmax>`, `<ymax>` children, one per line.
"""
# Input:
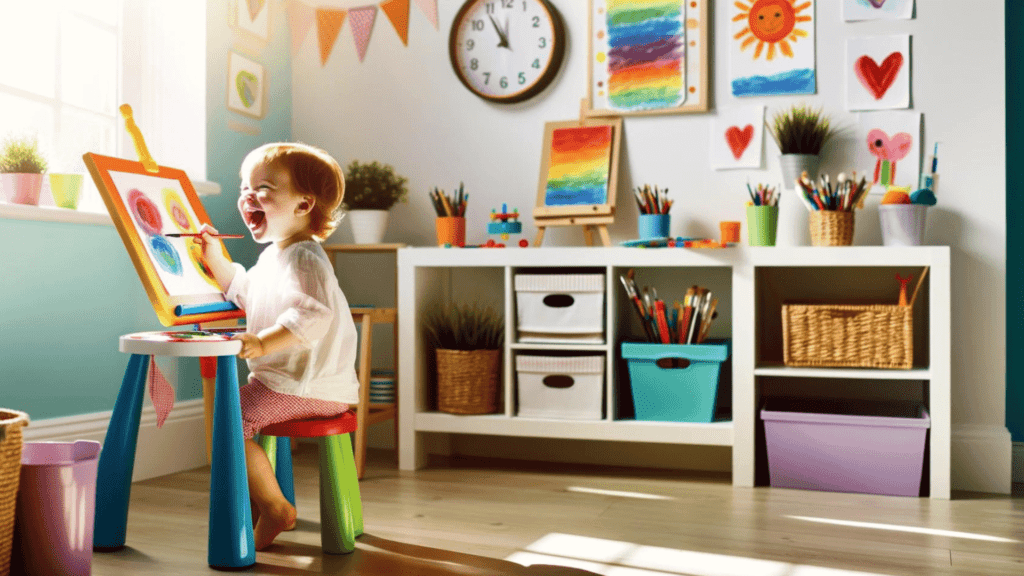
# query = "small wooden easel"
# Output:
<box><xmin>532</xmin><ymin>99</ymin><xmax>622</xmax><ymax>247</ymax></box>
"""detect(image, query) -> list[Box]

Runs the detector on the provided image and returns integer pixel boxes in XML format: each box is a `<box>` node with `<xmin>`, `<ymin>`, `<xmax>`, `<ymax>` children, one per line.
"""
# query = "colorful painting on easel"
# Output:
<box><xmin>846</xmin><ymin>35</ymin><xmax>910</xmax><ymax>111</ymax></box>
<box><xmin>711</xmin><ymin>105</ymin><xmax>765</xmax><ymax>170</ymax></box>
<box><xmin>730</xmin><ymin>0</ymin><xmax>816</xmax><ymax>97</ymax></box>
<box><xmin>857</xmin><ymin>111</ymin><xmax>922</xmax><ymax>194</ymax></box>
<box><xmin>110</xmin><ymin>170</ymin><xmax>222</xmax><ymax>295</ymax></box>
<box><xmin>543</xmin><ymin>126</ymin><xmax>613</xmax><ymax>206</ymax></box>
<box><xmin>843</xmin><ymin>0</ymin><xmax>914</xmax><ymax>21</ymax></box>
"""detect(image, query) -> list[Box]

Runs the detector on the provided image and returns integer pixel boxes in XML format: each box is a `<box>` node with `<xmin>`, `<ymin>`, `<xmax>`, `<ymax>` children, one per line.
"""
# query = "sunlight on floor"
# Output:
<box><xmin>506</xmin><ymin>533</ymin><xmax>896</xmax><ymax>576</ymax></box>
<box><xmin>566</xmin><ymin>486</ymin><xmax>675</xmax><ymax>500</ymax></box>
<box><xmin>787</xmin><ymin>515</ymin><xmax>1019</xmax><ymax>543</ymax></box>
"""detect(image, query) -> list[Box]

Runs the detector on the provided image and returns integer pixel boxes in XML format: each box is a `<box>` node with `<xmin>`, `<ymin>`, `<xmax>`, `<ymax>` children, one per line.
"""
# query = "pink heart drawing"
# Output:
<box><xmin>868</xmin><ymin>0</ymin><xmax>887</xmax><ymax>7</ymax></box>
<box><xmin>725</xmin><ymin>124</ymin><xmax>754</xmax><ymax>160</ymax></box>
<box><xmin>866</xmin><ymin>129</ymin><xmax>912</xmax><ymax>161</ymax></box>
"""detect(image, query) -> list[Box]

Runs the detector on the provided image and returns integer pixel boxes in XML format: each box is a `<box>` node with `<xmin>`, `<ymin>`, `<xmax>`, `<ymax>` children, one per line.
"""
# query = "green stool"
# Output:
<box><xmin>259</xmin><ymin>410</ymin><xmax>363</xmax><ymax>554</ymax></box>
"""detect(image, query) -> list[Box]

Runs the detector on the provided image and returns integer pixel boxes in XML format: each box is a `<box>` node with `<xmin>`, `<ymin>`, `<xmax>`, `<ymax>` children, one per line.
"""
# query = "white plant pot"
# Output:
<box><xmin>348</xmin><ymin>209</ymin><xmax>389</xmax><ymax>244</ymax></box>
<box><xmin>779</xmin><ymin>154</ymin><xmax>821</xmax><ymax>190</ymax></box>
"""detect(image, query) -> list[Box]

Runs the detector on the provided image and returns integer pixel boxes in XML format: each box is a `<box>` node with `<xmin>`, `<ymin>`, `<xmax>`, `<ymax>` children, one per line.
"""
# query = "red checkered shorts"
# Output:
<box><xmin>239</xmin><ymin>379</ymin><xmax>350</xmax><ymax>439</ymax></box>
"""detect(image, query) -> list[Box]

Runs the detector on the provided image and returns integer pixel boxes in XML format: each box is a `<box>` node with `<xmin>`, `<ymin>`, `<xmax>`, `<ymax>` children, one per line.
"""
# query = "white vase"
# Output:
<box><xmin>348</xmin><ymin>209</ymin><xmax>389</xmax><ymax>244</ymax></box>
<box><xmin>779</xmin><ymin>154</ymin><xmax>821</xmax><ymax>190</ymax></box>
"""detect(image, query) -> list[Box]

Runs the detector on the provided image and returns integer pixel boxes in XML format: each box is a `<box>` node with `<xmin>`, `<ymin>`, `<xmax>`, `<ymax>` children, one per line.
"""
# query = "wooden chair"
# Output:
<box><xmin>349</xmin><ymin>306</ymin><xmax>398</xmax><ymax>479</ymax></box>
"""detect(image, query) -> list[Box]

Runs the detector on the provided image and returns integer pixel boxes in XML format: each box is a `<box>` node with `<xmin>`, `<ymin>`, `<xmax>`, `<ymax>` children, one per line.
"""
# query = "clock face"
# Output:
<box><xmin>449</xmin><ymin>0</ymin><xmax>565</xmax><ymax>104</ymax></box>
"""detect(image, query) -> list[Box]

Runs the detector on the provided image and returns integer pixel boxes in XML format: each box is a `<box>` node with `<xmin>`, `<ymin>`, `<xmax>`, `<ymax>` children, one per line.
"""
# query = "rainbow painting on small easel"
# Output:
<box><xmin>543</xmin><ymin>125</ymin><xmax>613</xmax><ymax>207</ymax></box>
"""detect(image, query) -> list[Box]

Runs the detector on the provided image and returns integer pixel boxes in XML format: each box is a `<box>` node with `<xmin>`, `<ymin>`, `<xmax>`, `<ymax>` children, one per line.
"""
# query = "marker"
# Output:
<box><xmin>165</xmin><ymin>233</ymin><xmax>245</xmax><ymax>239</ymax></box>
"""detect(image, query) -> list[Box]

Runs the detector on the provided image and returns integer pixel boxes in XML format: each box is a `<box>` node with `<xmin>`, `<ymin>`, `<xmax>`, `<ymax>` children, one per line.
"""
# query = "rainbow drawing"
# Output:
<box><xmin>605</xmin><ymin>0</ymin><xmax>685</xmax><ymax>111</ymax></box>
<box><xmin>544</xmin><ymin>126</ymin><xmax>613</xmax><ymax>206</ymax></box>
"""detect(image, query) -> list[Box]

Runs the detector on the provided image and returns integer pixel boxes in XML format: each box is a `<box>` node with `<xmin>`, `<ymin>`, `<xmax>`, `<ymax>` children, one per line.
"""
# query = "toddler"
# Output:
<box><xmin>199</xmin><ymin>142</ymin><xmax>359</xmax><ymax>550</ymax></box>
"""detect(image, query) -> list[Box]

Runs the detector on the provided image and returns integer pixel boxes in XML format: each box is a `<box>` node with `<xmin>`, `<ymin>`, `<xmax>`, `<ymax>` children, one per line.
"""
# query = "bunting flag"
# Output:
<box><xmin>287</xmin><ymin>0</ymin><xmax>316</xmax><ymax>56</ymax></box>
<box><xmin>413</xmin><ymin>0</ymin><xmax>438</xmax><ymax>30</ymax></box>
<box><xmin>316</xmin><ymin>7</ymin><xmax>347</xmax><ymax>65</ymax></box>
<box><xmin>348</xmin><ymin>6</ymin><xmax>377</xmax><ymax>63</ymax></box>
<box><xmin>380</xmin><ymin>0</ymin><xmax>410</xmax><ymax>46</ymax></box>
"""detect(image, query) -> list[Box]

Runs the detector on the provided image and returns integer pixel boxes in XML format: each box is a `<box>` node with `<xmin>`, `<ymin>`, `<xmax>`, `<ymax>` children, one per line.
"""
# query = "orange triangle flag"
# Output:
<box><xmin>316</xmin><ymin>7</ymin><xmax>347</xmax><ymax>66</ymax></box>
<box><xmin>380</xmin><ymin>0</ymin><xmax>410</xmax><ymax>46</ymax></box>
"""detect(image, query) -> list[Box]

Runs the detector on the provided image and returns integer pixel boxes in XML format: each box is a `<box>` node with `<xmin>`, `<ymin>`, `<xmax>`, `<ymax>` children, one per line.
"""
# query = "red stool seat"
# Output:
<box><xmin>260</xmin><ymin>410</ymin><xmax>357</xmax><ymax>438</ymax></box>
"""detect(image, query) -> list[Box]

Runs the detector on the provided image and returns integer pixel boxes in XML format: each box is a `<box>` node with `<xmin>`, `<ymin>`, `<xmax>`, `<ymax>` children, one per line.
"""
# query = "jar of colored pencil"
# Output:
<box><xmin>808</xmin><ymin>210</ymin><xmax>854</xmax><ymax>246</ymax></box>
<box><xmin>435</xmin><ymin>217</ymin><xmax>466</xmax><ymax>247</ymax></box>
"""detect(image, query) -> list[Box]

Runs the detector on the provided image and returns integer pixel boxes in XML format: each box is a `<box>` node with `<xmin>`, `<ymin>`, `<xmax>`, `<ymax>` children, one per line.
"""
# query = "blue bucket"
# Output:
<box><xmin>621</xmin><ymin>340</ymin><xmax>730</xmax><ymax>422</ymax></box>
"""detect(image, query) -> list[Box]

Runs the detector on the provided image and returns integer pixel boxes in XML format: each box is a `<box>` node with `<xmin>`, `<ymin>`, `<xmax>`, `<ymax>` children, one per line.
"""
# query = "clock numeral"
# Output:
<box><xmin>466</xmin><ymin>39</ymin><xmax>475</xmax><ymax>50</ymax></box>
<box><xmin>470</xmin><ymin>58</ymin><xmax>479</xmax><ymax>71</ymax></box>
<box><xmin>500</xmin><ymin>76</ymin><xmax>508</xmax><ymax>89</ymax></box>
<box><xmin>472</xmin><ymin>19</ymin><xmax>485</xmax><ymax>30</ymax></box>
<box><xmin>532</xmin><ymin>16</ymin><xmax>540</xmax><ymax>27</ymax></box>
<box><xmin>523</xmin><ymin>0</ymin><xmax>528</xmax><ymax>10</ymax></box>
<box><xmin>532</xmin><ymin>58</ymin><xmax>540</xmax><ymax>69</ymax></box>
<box><xmin>538</xmin><ymin>37</ymin><xmax>547</xmax><ymax>48</ymax></box>
<box><xmin>502</xmin><ymin>0</ymin><xmax>513</xmax><ymax>8</ymax></box>
<box><xmin>483</xmin><ymin>72</ymin><xmax>490</xmax><ymax>84</ymax></box>
<box><xmin>519</xmin><ymin>72</ymin><xmax>526</xmax><ymax>85</ymax></box>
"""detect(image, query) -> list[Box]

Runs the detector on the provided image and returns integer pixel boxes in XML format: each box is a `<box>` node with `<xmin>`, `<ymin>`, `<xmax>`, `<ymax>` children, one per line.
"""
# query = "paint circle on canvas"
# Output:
<box><xmin>149</xmin><ymin>235</ymin><xmax>183</xmax><ymax>276</ymax></box>
<box><xmin>128</xmin><ymin>189</ymin><xmax>163</xmax><ymax>235</ymax></box>
<box><xmin>186</xmin><ymin>239</ymin><xmax>220</xmax><ymax>287</ymax></box>
<box><xmin>163</xmin><ymin>188</ymin><xmax>194</xmax><ymax>232</ymax></box>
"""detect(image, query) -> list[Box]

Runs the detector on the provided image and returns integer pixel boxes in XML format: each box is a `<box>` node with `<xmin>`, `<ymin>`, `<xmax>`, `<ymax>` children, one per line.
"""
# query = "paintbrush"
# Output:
<box><xmin>165</xmin><ymin>233</ymin><xmax>244</xmax><ymax>238</ymax></box>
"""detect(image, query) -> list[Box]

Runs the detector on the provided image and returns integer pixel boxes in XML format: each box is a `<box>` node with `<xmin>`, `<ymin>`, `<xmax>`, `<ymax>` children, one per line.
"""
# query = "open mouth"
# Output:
<box><xmin>242</xmin><ymin>201</ymin><xmax>266</xmax><ymax>235</ymax></box>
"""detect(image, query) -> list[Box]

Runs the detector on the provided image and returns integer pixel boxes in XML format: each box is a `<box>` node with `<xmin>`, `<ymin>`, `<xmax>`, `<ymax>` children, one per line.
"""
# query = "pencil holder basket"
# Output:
<box><xmin>436</xmin><ymin>348</ymin><xmax>501</xmax><ymax>414</ymax></box>
<box><xmin>0</xmin><ymin>408</ymin><xmax>29</xmax><ymax>576</ymax></box>
<box><xmin>637</xmin><ymin>214</ymin><xmax>670</xmax><ymax>240</ymax></box>
<box><xmin>436</xmin><ymin>216</ymin><xmax>466</xmax><ymax>247</ymax></box>
<box><xmin>781</xmin><ymin>267</ymin><xmax>928</xmax><ymax>370</ymax></box>
<box><xmin>808</xmin><ymin>210</ymin><xmax>854</xmax><ymax>246</ymax></box>
<box><xmin>746</xmin><ymin>206</ymin><xmax>778</xmax><ymax>246</ymax></box>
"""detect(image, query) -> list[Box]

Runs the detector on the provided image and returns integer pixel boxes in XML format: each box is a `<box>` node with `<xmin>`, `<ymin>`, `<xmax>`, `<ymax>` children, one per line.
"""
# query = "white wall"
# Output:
<box><xmin>293</xmin><ymin>2</ymin><xmax>1006</xmax><ymax>458</ymax></box>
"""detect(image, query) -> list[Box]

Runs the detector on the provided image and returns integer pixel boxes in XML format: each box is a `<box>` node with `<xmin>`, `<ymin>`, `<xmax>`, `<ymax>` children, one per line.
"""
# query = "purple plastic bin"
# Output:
<box><xmin>13</xmin><ymin>440</ymin><xmax>101</xmax><ymax>576</ymax></box>
<box><xmin>762</xmin><ymin>399</ymin><xmax>929</xmax><ymax>497</ymax></box>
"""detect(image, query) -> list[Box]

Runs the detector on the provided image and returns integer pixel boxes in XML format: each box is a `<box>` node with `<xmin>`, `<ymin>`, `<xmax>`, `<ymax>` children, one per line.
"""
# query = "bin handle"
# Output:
<box><xmin>655</xmin><ymin>358</ymin><xmax>692</xmax><ymax>369</ymax></box>
<box><xmin>908</xmin><ymin>266</ymin><xmax>929</xmax><ymax>309</ymax></box>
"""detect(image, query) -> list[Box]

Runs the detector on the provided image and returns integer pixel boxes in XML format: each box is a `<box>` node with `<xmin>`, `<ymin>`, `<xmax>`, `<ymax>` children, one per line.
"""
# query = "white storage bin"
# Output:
<box><xmin>515</xmin><ymin>354</ymin><xmax>604</xmax><ymax>420</ymax></box>
<box><xmin>515</xmin><ymin>274</ymin><xmax>604</xmax><ymax>343</ymax></box>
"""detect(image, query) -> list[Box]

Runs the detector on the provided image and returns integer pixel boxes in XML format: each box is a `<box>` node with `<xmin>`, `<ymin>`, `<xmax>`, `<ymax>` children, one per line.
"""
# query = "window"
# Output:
<box><xmin>0</xmin><ymin>0</ymin><xmax>206</xmax><ymax>216</ymax></box>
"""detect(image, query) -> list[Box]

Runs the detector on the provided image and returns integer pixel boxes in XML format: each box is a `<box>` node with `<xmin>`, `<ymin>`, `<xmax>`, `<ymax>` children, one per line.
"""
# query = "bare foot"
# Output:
<box><xmin>253</xmin><ymin>501</ymin><xmax>297</xmax><ymax>550</ymax></box>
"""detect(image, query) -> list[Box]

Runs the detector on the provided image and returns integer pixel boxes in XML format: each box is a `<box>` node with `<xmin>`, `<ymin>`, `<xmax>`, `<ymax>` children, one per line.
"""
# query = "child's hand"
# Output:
<box><xmin>233</xmin><ymin>333</ymin><xmax>265</xmax><ymax>359</ymax></box>
<box><xmin>197</xmin><ymin>223</ymin><xmax>236</xmax><ymax>291</ymax></box>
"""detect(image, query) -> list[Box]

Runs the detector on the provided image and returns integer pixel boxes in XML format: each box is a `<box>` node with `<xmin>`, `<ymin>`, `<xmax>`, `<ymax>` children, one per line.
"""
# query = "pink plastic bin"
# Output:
<box><xmin>762</xmin><ymin>398</ymin><xmax>930</xmax><ymax>497</ymax></box>
<box><xmin>13</xmin><ymin>440</ymin><xmax>101</xmax><ymax>576</ymax></box>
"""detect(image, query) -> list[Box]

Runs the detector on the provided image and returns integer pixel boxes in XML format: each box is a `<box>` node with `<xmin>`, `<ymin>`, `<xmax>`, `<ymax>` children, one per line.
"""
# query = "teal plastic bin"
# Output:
<box><xmin>621</xmin><ymin>340</ymin><xmax>731</xmax><ymax>422</ymax></box>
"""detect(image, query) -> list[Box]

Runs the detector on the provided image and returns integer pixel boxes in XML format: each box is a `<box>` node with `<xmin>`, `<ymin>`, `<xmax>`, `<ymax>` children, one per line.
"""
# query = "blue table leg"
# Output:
<box><xmin>275</xmin><ymin>436</ymin><xmax>295</xmax><ymax>507</ymax></box>
<box><xmin>94</xmin><ymin>353</ymin><xmax>149</xmax><ymax>551</ymax></box>
<box><xmin>208</xmin><ymin>355</ymin><xmax>255</xmax><ymax>570</ymax></box>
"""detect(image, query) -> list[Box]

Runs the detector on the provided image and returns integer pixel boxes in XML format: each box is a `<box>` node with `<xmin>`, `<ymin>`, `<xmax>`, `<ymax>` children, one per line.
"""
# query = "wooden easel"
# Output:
<box><xmin>532</xmin><ymin>99</ymin><xmax>622</xmax><ymax>247</ymax></box>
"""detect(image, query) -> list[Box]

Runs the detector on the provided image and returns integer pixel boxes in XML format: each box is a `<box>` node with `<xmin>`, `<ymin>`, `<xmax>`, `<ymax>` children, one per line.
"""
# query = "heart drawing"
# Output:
<box><xmin>725</xmin><ymin>124</ymin><xmax>754</xmax><ymax>160</ymax></box>
<box><xmin>236</xmin><ymin>71</ymin><xmax>258</xmax><ymax>108</ymax></box>
<box><xmin>855</xmin><ymin>52</ymin><xmax>904</xmax><ymax>100</ymax></box>
<box><xmin>866</xmin><ymin>128</ymin><xmax>912</xmax><ymax>186</ymax></box>
<box><xmin>247</xmin><ymin>0</ymin><xmax>266</xmax><ymax>22</ymax></box>
<box><xmin>867</xmin><ymin>0</ymin><xmax>887</xmax><ymax>7</ymax></box>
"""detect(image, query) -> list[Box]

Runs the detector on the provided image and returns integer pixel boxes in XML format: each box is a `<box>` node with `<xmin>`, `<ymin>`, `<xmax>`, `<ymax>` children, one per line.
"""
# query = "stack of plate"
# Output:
<box><xmin>369</xmin><ymin>370</ymin><xmax>395</xmax><ymax>404</ymax></box>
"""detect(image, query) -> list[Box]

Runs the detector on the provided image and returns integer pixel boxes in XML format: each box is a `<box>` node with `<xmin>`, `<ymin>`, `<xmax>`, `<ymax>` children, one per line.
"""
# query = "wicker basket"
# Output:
<box><xmin>0</xmin><ymin>409</ymin><xmax>28</xmax><ymax>576</ymax></box>
<box><xmin>782</xmin><ymin>267</ymin><xmax>928</xmax><ymax>369</ymax></box>
<box><xmin>436</xmin><ymin>349</ymin><xmax>501</xmax><ymax>414</ymax></box>
<box><xmin>809</xmin><ymin>210</ymin><xmax>854</xmax><ymax>246</ymax></box>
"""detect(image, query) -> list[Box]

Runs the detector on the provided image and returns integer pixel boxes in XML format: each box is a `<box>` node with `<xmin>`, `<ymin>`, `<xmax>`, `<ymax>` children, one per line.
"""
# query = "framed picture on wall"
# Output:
<box><xmin>234</xmin><ymin>0</ymin><xmax>270</xmax><ymax>41</ymax></box>
<box><xmin>586</xmin><ymin>0</ymin><xmax>710</xmax><ymax>117</ymax></box>
<box><xmin>226</xmin><ymin>51</ymin><xmax>266</xmax><ymax>120</ymax></box>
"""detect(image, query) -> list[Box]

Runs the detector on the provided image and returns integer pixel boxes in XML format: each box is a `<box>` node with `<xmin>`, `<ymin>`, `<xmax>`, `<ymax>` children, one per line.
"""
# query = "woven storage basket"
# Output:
<box><xmin>782</xmin><ymin>267</ymin><xmax>928</xmax><ymax>369</ymax></box>
<box><xmin>436</xmin><ymin>349</ymin><xmax>501</xmax><ymax>414</ymax></box>
<box><xmin>809</xmin><ymin>210</ymin><xmax>854</xmax><ymax>246</ymax></box>
<box><xmin>0</xmin><ymin>409</ymin><xmax>28</xmax><ymax>576</ymax></box>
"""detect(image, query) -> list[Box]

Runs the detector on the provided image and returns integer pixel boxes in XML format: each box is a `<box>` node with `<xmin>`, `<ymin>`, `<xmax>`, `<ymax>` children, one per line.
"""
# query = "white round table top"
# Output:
<box><xmin>119</xmin><ymin>330</ymin><xmax>243</xmax><ymax>357</ymax></box>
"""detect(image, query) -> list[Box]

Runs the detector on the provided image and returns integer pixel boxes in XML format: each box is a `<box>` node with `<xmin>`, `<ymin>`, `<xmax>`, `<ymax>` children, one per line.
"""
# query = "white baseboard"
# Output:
<box><xmin>22</xmin><ymin>399</ymin><xmax>207</xmax><ymax>483</ymax></box>
<box><xmin>951</xmin><ymin>424</ymin><xmax>1012</xmax><ymax>494</ymax></box>
<box><xmin>1013</xmin><ymin>442</ymin><xmax>1024</xmax><ymax>484</ymax></box>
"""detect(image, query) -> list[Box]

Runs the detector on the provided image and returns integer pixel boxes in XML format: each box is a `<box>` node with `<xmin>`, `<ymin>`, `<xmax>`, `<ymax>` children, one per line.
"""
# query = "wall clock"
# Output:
<box><xmin>449</xmin><ymin>0</ymin><xmax>566</xmax><ymax>104</ymax></box>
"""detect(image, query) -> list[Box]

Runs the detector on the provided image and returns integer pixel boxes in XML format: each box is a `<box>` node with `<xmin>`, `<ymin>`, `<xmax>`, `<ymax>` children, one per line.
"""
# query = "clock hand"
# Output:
<box><xmin>488</xmin><ymin>14</ymin><xmax>510</xmax><ymax>48</ymax></box>
<box><xmin>503</xmin><ymin>17</ymin><xmax>512</xmax><ymax>51</ymax></box>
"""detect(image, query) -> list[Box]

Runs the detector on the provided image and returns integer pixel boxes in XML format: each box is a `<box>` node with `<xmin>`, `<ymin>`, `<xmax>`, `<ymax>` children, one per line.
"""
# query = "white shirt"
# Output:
<box><xmin>225</xmin><ymin>240</ymin><xmax>359</xmax><ymax>404</ymax></box>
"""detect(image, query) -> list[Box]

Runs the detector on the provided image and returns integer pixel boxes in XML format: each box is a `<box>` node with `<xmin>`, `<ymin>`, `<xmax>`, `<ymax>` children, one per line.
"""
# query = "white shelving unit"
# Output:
<box><xmin>397</xmin><ymin>246</ymin><xmax>951</xmax><ymax>499</ymax></box>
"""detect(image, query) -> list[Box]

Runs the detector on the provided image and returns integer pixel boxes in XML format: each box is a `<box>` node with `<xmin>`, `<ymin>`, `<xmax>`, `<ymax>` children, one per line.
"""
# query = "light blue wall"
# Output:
<box><xmin>0</xmin><ymin>3</ymin><xmax>290</xmax><ymax>421</ymax></box>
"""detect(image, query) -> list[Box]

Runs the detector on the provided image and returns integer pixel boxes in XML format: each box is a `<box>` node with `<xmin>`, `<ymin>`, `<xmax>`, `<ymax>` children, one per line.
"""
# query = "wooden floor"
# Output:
<box><xmin>92</xmin><ymin>444</ymin><xmax>1024</xmax><ymax>576</ymax></box>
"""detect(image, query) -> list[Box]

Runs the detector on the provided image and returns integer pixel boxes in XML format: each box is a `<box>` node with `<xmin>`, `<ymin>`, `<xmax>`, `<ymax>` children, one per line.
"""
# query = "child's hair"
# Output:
<box><xmin>240</xmin><ymin>142</ymin><xmax>345</xmax><ymax>241</ymax></box>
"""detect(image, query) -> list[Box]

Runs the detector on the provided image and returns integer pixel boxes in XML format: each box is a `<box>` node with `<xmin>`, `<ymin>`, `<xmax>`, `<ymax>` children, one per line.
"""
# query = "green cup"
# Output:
<box><xmin>49</xmin><ymin>173</ymin><xmax>84</xmax><ymax>209</ymax></box>
<box><xmin>746</xmin><ymin>205</ymin><xmax>778</xmax><ymax>246</ymax></box>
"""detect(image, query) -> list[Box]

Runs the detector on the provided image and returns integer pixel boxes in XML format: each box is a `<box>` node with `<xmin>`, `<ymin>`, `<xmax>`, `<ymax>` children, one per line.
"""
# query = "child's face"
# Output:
<box><xmin>238</xmin><ymin>161</ymin><xmax>313</xmax><ymax>247</ymax></box>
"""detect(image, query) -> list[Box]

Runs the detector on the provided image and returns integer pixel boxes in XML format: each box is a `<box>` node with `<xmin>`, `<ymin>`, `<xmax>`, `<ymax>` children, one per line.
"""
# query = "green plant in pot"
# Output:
<box><xmin>0</xmin><ymin>136</ymin><xmax>48</xmax><ymax>206</ymax></box>
<box><xmin>767</xmin><ymin>105</ymin><xmax>836</xmax><ymax>190</ymax></box>
<box><xmin>423</xmin><ymin>302</ymin><xmax>504</xmax><ymax>415</ymax></box>
<box><xmin>342</xmin><ymin>160</ymin><xmax>408</xmax><ymax>244</ymax></box>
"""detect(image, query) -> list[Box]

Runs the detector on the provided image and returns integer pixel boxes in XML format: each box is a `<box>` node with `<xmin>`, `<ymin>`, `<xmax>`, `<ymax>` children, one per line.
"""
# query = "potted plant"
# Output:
<box><xmin>767</xmin><ymin>105</ymin><xmax>836</xmax><ymax>189</ymax></box>
<box><xmin>423</xmin><ymin>302</ymin><xmax>504</xmax><ymax>415</ymax></box>
<box><xmin>0</xmin><ymin>136</ymin><xmax>48</xmax><ymax>206</ymax></box>
<box><xmin>342</xmin><ymin>160</ymin><xmax>408</xmax><ymax>244</ymax></box>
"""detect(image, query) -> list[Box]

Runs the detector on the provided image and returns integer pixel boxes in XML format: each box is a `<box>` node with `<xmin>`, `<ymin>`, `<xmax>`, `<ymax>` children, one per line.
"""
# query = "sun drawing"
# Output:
<box><xmin>733</xmin><ymin>0</ymin><xmax>811</xmax><ymax>61</ymax></box>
